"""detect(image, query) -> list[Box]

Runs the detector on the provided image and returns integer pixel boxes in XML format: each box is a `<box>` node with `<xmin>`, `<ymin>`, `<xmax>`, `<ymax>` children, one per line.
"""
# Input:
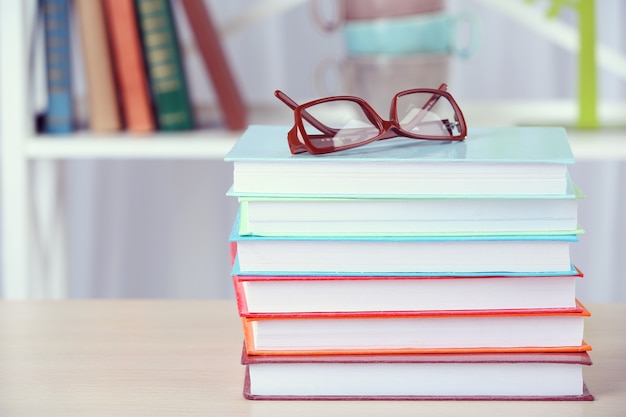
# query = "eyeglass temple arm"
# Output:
<box><xmin>274</xmin><ymin>90</ymin><xmax>337</xmax><ymax>136</ymax></box>
<box><xmin>419</xmin><ymin>83</ymin><xmax>447</xmax><ymax>119</ymax></box>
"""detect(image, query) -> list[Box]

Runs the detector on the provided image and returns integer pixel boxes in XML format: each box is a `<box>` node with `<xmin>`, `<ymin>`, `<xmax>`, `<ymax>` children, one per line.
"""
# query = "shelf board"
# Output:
<box><xmin>25</xmin><ymin>130</ymin><xmax>241</xmax><ymax>159</ymax></box>
<box><xmin>22</xmin><ymin>101</ymin><xmax>626</xmax><ymax>160</ymax></box>
<box><xmin>24</xmin><ymin>105</ymin><xmax>292</xmax><ymax>159</ymax></box>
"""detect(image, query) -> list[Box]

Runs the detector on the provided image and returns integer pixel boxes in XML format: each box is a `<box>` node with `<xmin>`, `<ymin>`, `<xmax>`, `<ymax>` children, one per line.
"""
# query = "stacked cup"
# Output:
<box><xmin>311</xmin><ymin>0</ymin><xmax>477</xmax><ymax>115</ymax></box>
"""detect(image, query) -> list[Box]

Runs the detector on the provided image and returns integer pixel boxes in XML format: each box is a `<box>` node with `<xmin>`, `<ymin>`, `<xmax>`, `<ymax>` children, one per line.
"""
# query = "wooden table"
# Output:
<box><xmin>0</xmin><ymin>300</ymin><xmax>623</xmax><ymax>416</ymax></box>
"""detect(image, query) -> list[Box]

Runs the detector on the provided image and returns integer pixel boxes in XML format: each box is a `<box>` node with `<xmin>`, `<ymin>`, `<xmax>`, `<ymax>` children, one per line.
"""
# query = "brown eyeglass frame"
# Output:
<box><xmin>274</xmin><ymin>83</ymin><xmax>467</xmax><ymax>155</ymax></box>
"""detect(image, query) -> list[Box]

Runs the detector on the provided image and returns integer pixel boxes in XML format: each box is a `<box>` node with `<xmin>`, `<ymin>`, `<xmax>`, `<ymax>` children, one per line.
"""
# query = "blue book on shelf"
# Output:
<box><xmin>224</xmin><ymin>125</ymin><xmax>576</xmax><ymax>197</ymax></box>
<box><xmin>42</xmin><ymin>0</ymin><xmax>73</xmax><ymax>134</ymax></box>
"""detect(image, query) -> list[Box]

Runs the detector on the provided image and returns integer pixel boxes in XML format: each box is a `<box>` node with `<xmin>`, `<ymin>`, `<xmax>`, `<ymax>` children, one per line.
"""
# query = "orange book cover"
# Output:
<box><xmin>102</xmin><ymin>0</ymin><xmax>155</xmax><ymax>132</ymax></box>
<box><xmin>75</xmin><ymin>0</ymin><xmax>121</xmax><ymax>131</ymax></box>
<box><xmin>241</xmin><ymin>301</ymin><xmax>592</xmax><ymax>356</ymax></box>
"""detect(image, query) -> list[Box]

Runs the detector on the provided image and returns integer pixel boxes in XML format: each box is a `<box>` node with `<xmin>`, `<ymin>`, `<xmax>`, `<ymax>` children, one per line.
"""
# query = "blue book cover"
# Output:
<box><xmin>43</xmin><ymin>0</ymin><xmax>73</xmax><ymax>134</ymax></box>
<box><xmin>224</xmin><ymin>125</ymin><xmax>575</xmax><ymax>164</ymax></box>
<box><xmin>230</xmin><ymin>256</ymin><xmax>582</xmax><ymax>277</ymax></box>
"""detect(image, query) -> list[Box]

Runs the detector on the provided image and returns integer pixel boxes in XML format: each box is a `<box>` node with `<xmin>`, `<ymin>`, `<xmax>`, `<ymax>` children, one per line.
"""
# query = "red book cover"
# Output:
<box><xmin>103</xmin><ymin>0</ymin><xmax>155</xmax><ymax>132</ymax></box>
<box><xmin>232</xmin><ymin>267</ymin><xmax>584</xmax><ymax>317</ymax></box>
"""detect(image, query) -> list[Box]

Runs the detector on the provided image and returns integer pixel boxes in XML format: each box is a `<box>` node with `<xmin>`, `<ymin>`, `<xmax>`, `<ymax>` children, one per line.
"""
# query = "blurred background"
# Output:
<box><xmin>1</xmin><ymin>0</ymin><xmax>625</xmax><ymax>301</ymax></box>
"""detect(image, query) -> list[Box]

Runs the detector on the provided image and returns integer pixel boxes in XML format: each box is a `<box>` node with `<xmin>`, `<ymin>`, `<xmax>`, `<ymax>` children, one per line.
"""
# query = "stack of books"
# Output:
<box><xmin>225</xmin><ymin>125</ymin><xmax>594</xmax><ymax>401</ymax></box>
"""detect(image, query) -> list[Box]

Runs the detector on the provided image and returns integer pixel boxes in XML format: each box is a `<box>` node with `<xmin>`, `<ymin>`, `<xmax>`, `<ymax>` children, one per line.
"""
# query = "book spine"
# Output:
<box><xmin>179</xmin><ymin>0</ymin><xmax>247</xmax><ymax>131</ymax></box>
<box><xmin>75</xmin><ymin>0</ymin><xmax>121</xmax><ymax>131</ymax></box>
<box><xmin>102</xmin><ymin>0</ymin><xmax>155</xmax><ymax>132</ymax></box>
<box><xmin>135</xmin><ymin>0</ymin><xmax>194</xmax><ymax>131</ymax></box>
<box><xmin>43</xmin><ymin>0</ymin><xmax>73</xmax><ymax>134</ymax></box>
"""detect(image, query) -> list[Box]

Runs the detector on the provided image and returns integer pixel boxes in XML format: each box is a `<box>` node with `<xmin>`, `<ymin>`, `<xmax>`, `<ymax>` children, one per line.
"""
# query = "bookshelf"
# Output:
<box><xmin>1</xmin><ymin>0</ymin><xmax>31</xmax><ymax>298</ymax></box>
<box><xmin>0</xmin><ymin>0</ymin><xmax>250</xmax><ymax>298</ymax></box>
<box><xmin>2</xmin><ymin>1</ymin><xmax>626</xmax><ymax>299</ymax></box>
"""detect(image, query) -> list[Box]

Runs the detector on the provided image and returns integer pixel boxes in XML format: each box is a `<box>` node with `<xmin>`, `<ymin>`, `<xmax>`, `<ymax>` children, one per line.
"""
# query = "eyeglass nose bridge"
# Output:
<box><xmin>377</xmin><ymin>119</ymin><xmax>405</xmax><ymax>141</ymax></box>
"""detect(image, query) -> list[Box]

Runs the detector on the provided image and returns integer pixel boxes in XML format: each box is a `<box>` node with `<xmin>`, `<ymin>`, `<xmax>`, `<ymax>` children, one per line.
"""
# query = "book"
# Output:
<box><xmin>135</xmin><ymin>0</ymin><xmax>194</xmax><ymax>131</ymax></box>
<box><xmin>103</xmin><ymin>0</ymin><xmax>155</xmax><ymax>132</ymax></box>
<box><xmin>75</xmin><ymin>0</ymin><xmax>121</xmax><ymax>131</ymax></box>
<box><xmin>224</xmin><ymin>125</ymin><xmax>575</xmax><ymax>197</ymax></box>
<box><xmin>241</xmin><ymin>301</ymin><xmax>591</xmax><ymax>355</ymax></box>
<box><xmin>231</xmin><ymin>220</ymin><xmax>579</xmax><ymax>274</ymax></box>
<box><xmin>232</xmin><ymin>264</ymin><xmax>583</xmax><ymax>315</ymax></box>
<box><xmin>242</xmin><ymin>350</ymin><xmax>594</xmax><ymax>400</ymax></box>
<box><xmin>42</xmin><ymin>0</ymin><xmax>73</xmax><ymax>133</ymax></box>
<box><xmin>179</xmin><ymin>0</ymin><xmax>247</xmax><ymax>131</ymax></box>
<box><xmin>234</xmin><ymin>182</ymin><xmax>583</xmax><ymax>237</ymax></box>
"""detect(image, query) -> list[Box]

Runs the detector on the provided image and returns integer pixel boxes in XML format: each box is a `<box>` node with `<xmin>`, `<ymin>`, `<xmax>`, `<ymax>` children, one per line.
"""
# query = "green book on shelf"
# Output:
<box><xmin>135</xmin><ymin>0</ymin><xmax>193</xmax><ymax>131</ymax></box>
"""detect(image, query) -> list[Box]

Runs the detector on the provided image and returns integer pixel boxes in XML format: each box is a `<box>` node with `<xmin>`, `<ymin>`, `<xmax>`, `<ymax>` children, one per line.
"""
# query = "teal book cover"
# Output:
<box><xmin>224</xmin><ymin>125</ymin><xmax>575</xmax><ymax>164</ymax></box>
<box><xmin>135</xmin><ymin>0</ymin><xmax>193</xmax><ymax>131</ymax></box>
<box><xmin>230</xmin><ymin>256</ymin><xmax>582</xmax><ymax>278</ymax></box>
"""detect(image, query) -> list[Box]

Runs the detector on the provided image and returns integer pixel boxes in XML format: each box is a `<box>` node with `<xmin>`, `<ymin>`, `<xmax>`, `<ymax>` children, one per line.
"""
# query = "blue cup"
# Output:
<box><xmin>342</xmin><ymin>12</ymin><xmax>478</xmax><ymax>58</ymax></box>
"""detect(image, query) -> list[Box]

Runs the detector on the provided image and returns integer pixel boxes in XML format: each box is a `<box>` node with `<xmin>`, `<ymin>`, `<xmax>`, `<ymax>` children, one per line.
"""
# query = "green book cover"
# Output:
<box><xmin>136</xmin><ymin>0</ymin><xmax>193</xmax><ymax>130</ymax></box>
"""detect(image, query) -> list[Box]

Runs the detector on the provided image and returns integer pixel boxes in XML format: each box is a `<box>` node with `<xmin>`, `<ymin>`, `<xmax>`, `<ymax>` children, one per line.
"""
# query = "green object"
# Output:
<box><xmin>528</xmin><ymin>0</ymin><xmax>599</xmax><ymax>129</ymax></box>
<box><xmin>576</xmin><ymin>0</ymin><xmax>598</xmax><ymax>129</ymax></box>
<box><xmin>135</xmin><ymin>0</ymin><xmax>194</xmax><ymax>131</ymax></box>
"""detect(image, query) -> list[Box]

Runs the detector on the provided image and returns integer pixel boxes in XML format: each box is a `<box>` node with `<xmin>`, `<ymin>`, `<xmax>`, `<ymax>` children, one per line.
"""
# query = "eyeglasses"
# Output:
<box><xmin>275</xmin><ymin>83</ymin><xmax>467</xmax><ymax>155</ymax></box>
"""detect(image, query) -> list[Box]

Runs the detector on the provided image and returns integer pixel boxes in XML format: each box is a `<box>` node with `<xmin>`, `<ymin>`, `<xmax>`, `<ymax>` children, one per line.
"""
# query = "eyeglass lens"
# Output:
<box><xmin>300</xmin><ymin>100</ymin><xmax>382</xmax><ymax>152</ymax></box>
<box><xmin>396</xmin><ymin>92</ymin><xmax>462</xmax><ymax>137</ymax></box>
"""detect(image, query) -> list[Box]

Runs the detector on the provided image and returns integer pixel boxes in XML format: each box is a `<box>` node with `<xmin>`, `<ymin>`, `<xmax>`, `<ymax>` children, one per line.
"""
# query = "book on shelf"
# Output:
<box><xmin>241</xmin><ymin>301</ymin><xmax>591</xmax><ymax>355</ymax></box>
<box><xmin>230</xmin><ymin>220</ymin><xmax>579</xmax><ymax>275</ymax></box>
<box><xmin>233</xmin><ymin>182</ymin><xmax>584</xmax><ymax>237</ymax></box>
<box><xmin>242</xmin><ymin>349</ymin><xmax>594</xmax><ymax>400</ymax></box>
<box><xmin>232</xmin><ymin>262</ymin><xmax>583</xmax><ymax>315</ymax></box>
<box><xmin>75</xmin><ymin>0</ymin><xmax>121</xmax><ymax>131</ymax></box>
<box><xmin>135</xmin><ymin>0</ymin><xmax>194</xmax><ymax>131</ymax></box>
<box><xmin>179</xmin><ymin>0</ymin><xmax>247</xmax><ymax>131</ymax></box>
<box><xmin>102</xmin><ymin>0</ymin><xmax>155</xmax><ymax>132</ymax></box>
<box><xmin>224</xmin><ymin>125</ymin><xmax>575</xmax><ymax>197</ymax></box>
<box><xmin>42</xmin><ymin>0</ymin><xmax>73</xmax><ymax>133</ymax></box>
